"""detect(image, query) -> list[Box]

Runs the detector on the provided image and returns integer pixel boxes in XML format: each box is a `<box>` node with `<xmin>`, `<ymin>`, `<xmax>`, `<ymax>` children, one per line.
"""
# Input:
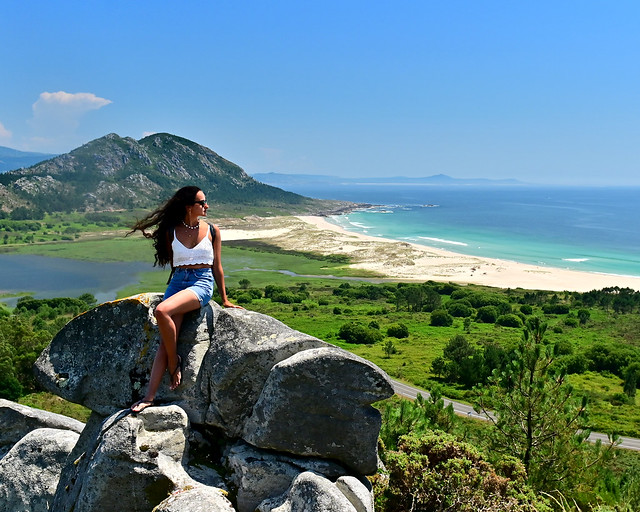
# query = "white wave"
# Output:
<box><xmin>418</xmin><ymin>236</ymin><xmax>468</xmax><ymax>247</ymax></box>
<box><xmin>350</xmin><ymin>222</ymin><xmax>375</xmax><ymax>229</ymax></box>
<box><xmin>563</xmin><ymin>258</ymin><xmax>589</xmax><ymax>263</ymax></box>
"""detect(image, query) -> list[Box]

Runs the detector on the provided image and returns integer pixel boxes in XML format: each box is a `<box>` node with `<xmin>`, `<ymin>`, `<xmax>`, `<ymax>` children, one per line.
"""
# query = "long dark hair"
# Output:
<box><xmin>128</xmin><ymin>186</ymin><xmax>201</xmax><ymax>267</ymax></box>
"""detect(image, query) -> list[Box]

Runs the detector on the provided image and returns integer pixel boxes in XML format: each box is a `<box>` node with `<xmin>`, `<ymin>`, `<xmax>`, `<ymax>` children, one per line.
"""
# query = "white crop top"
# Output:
<box><xmin>171</xmin><ymin>229</ymin><xmax>214</xmax><ymax>267</ymax></box>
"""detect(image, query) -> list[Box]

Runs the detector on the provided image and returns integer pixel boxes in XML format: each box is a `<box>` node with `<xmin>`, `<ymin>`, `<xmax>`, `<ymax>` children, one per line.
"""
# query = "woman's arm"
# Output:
<box><xmin>211</xmin><ymin>224</ymin><xmax>240</xmax><ymax>308</ymax></box>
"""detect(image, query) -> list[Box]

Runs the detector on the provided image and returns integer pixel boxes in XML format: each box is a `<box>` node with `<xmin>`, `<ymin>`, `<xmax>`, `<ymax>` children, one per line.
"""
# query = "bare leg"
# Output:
<box><xmin>131</xmin><ymin>290</ymin><xmax>200</xmax><ymax>412</ymax></box>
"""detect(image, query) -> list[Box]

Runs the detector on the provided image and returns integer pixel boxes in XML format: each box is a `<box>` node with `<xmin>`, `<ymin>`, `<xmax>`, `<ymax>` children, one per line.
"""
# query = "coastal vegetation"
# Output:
<box><xmin>2</xmin><ymin>221</ymin><xmax>640</xmax><ymax>509</ymax></box>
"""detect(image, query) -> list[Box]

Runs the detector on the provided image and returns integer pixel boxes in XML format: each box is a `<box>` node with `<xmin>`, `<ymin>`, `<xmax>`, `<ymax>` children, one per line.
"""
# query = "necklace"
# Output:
<box><xmin>182</xmin><ymin>220</ymin><xmax>199</xmax><ymax>230</ymax></box>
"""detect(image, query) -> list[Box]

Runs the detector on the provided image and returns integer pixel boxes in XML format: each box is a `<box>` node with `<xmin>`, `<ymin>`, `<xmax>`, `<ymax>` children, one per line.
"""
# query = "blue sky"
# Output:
<box><xmin>1</xmin><ymin>1</ymin><xmax>638</xmax><ymax>185</ymax></box>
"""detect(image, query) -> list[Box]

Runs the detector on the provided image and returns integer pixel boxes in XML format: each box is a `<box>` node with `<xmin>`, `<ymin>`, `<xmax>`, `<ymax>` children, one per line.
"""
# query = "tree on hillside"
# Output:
<box><xmin>623</xmin><ymin>362</ymin><xmax>640</xmax><ymax>398</ymax></box>
<box><xmin>474</xmin><ymin>317</ymin><xmax>613</xmax><ymax>491</ymax></box>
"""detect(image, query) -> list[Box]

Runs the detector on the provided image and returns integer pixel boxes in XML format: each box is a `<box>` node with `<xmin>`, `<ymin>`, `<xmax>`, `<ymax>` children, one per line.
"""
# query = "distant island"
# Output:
<box><xmin>251</xmin><ymin>172</ymin><xmax>525</xmax><ymax>188</ymax></box>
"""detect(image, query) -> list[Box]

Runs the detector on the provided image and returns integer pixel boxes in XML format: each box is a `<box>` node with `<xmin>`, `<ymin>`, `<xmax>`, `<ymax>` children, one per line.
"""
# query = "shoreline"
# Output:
<box><xmin>222</xmin><ymin>215</ymin><xmax>640</xmax><ymax>293</ymax></box>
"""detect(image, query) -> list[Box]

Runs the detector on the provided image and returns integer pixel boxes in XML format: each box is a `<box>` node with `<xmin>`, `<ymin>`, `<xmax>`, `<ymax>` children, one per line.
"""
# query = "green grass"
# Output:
<box><xmin>19</xmin><ymin>392</ymin><xmax>92</xmax><ymax>423</ymax></box>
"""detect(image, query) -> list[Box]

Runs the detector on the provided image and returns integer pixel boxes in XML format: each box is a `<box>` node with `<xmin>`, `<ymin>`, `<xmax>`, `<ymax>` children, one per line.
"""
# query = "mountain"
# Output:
<box><xmin>0</xmin><ymin>133</ymin><xmax>348</xmax><ymax>214</ymax></box>
<box><xmin>0</xmin><ymin>146</ymin><xmax>57</xmax><ymax>173</ymax></box>
<box><xmin>251</xmin><ymin>172</ymin><xmax>523</xmax><ymax>188</ymax></box>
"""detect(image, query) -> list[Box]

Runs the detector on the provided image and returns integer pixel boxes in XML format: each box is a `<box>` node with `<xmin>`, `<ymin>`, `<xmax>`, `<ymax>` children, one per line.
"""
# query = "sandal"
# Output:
<box><xmin>169</xmin><ymin>355</ymin><xmax>183</xmax><ymax>390</ymax></box>
<box><xmin>130</xmin><ymin>399</ymin><xmax>155</xmax><ymax>413</ymax></box>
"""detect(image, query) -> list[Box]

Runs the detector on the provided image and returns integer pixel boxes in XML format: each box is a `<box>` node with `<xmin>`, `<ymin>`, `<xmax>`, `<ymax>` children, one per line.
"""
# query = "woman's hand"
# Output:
<box><xmin>222</xmin><ymin>299</ymin><xmax>243</xmax><ymax>309</ymax></box>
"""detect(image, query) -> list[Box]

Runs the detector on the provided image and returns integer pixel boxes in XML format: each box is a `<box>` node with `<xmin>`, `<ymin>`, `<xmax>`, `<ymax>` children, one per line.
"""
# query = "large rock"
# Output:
<box><xmin>256</xmin><ymin>471</ymin><xmax>361</xmax><ymax>512</ymax></box>
<box><xmin>0</xmin><ymin>398</ymin><xmax>84</xmax><ymax>458</ymax></box>
<box><xmin>243</xmin><ymin>347</ymin><xmax>393</xmax><ymax>474</ymax></box>
<box><xmin>33</xmin><ymin>294</ymin><xmax>332</xmax><ymax>433</ymax></box>
<box><xmin>54</xmin><ymin>404</ymin><xmax>227</xmax><ymax>512</ymax></box>
<box><xmin>223</xmin><ymin>441</ymin><xmax>350</xmax><ymax>512</ymax></box>
<box><xmin>153</xmin><ymin>485</ymin><xmax>235</xmax><ymax>512</ymax></box>
<box><xmin>34</xmin><ymin>293</ymin><xmax>167</xmax><ymax>416</ymax></box>
<box><xmin>0</xmin><ymin>428</ymin><xmax>79</xmax><ymax>512</ymax></box>
<box><xmin>203</xmin><ymin>307</ymin><xmax>331</xmax><ymax>436</ymax></box>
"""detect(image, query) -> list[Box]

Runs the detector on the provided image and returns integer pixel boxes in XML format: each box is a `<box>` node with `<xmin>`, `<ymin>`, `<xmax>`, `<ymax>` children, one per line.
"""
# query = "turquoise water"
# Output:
<box><xmin>298</xmin><ymin>185</ymin><xmax>640</xmax><ymax>278</ymax></box>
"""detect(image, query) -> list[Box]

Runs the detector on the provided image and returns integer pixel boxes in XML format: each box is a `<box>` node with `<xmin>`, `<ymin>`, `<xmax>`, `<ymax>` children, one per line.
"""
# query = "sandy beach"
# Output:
<box><xmin>220</xmin><ymin>215</ymin><xmax>640</xmax><ymax>293</ymax></box>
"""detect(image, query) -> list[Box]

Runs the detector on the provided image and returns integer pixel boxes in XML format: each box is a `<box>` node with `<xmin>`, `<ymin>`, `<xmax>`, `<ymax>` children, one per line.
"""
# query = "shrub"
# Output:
<box><xmin>609</xmin><ymin>392</ymin><xmax>632</xmax><ymax>406</ymax></box>
<box><xmin>496</xmin><ymin>314</ymin><xmax>523</xmax><ymax>328</ymax></box>
<box><xmin>337</xmin><ymin>322</ymin><xmax>384</xmax><ymax>344</ymax></box>
<box><xmin>386</xmin><ymin>323</ymin><xmax>409</xmax><ymax>339</ymax></box>
<box><xmin>430</xmin><ymin>310</ymin><xmax>453</xmax><ymax>327</ymax></box>
<box><xmin>269</xmin><ymin>291</ymin><xmax>300</xmax><ymax>304</ymax></box>
<box><xmin>564</xmin><ymin>317</ymin><xmax>579</xmax><ymax>328</ymax></box>
<box><xmin>378</xmin><ymin>432</ymin><xmax>551</xmax><ymax>512</ymax></box>
<box><xmin>542</xmin><ymin>303</ymin><xmax>571</xmax><ymax>314</ymax></box>
<box><xmin>264</xmin><ymin>284</ymin><xmax>287</xmax><ymax>298</ymax></box>
<box><xmin>520</xmin><ymin>304</ymin><xmax>533</xmax><ymax>315</ymax></box>
<box><xmin>562</xmin><ymin>354</ymin><xmax>589</xmax><ymax>374</ymax></box>
<box><xmin>578</xmin><ymin>309</ymin><xmax>591</xmax><ymax>325</ymax></box>
<box><xmin>446</xmin><ymin>301</ymin><xmax>474</xmax><ymax>318</ymax></box>
<box><xmin>383</xmin><ymin>339</ymin><xmax>397</xmax><ymax>358</ymax></box>
<box><xmin>554</xmin><ymin>339</ymin><xmax>574</xmax><ymax>356</ymax></box>
<box><xmin>476</xmin><ymin>306</ymin><xmax>498</xmax><ymax>324</ymax></box>
<box><xmin>248</xmin><ymin>289</ymin><xmax>263</xmax><ymax>299</ymax></box>
<box><xmin>235</xmin><ymin>294</ymin><xmax>253</xmax><ymax>305</ymax></box>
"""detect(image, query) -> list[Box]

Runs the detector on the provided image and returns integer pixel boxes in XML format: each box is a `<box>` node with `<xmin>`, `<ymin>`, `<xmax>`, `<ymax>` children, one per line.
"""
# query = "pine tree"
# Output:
<box><xmin>474</xmin><ymin>317</ymin><xmax>602</xmax><ymax>490</ymax></box>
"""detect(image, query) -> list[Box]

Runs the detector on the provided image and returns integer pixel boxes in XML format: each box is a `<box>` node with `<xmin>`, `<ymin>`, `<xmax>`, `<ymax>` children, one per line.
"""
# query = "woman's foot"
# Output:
<box><xmin>169</xmin><ymin>355</ymin><xmax>182</xmax><ymax>390</ymax></box>
<box><xmin>130</xmin><ymin>399</ymin><xmax>155</xmax><ymax>413</ymax></box>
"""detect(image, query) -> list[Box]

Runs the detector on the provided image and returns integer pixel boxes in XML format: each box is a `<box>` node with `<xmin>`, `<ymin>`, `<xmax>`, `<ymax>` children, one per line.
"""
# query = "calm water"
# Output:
<box><xmin>293</xmin><ymin>183</ymin><xmax>640</xmax><ymax>278</ymax></box>
<box><xmin>0</xmin><ymin>254</ymin><xmax>155</xmax><ymax>305</ymax></box>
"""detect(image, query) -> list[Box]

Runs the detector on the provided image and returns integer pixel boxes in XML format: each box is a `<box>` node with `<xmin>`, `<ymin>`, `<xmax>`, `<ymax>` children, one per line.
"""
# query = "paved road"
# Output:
<box><xmin>391</xmin><ymin>379</ymin><xmax>640</xmax><ymax>452</ymax></box>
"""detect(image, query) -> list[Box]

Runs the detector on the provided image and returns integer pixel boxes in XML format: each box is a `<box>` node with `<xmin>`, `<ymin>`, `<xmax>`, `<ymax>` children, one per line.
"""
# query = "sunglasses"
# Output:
<box><xmin>193</xmin><ymin>200</ymin><xmax>207</xmax><ymax>206</ymax></box>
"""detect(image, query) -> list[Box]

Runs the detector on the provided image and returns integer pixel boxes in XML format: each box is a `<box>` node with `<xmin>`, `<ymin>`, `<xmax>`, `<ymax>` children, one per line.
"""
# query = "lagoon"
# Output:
<box><xmin>0</xmin><ymin>254</ymin><xmax>156</xmax><ymax>305</ymax></box>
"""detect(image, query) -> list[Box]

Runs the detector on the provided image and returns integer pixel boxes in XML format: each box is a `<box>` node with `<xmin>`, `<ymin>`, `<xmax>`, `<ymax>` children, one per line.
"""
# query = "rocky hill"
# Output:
<box><xmin>0</xmin><ymin>133</ymin><xmax>349</xmax><ymax>214</ymax></box>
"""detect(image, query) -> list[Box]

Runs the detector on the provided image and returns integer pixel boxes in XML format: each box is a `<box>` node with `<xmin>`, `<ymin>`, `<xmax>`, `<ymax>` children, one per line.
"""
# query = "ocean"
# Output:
<box><xmin>292</xmin><ymin>183</ymin><xmax>640</xmax><ymax>278</ymax></box>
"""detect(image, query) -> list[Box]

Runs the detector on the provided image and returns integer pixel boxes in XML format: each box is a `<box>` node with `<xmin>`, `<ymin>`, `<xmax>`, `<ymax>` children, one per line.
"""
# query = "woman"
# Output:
<box><xmin>128</xmin><ymin>186</ymin><xmax>240</xmax><ymax>412</ymax></box>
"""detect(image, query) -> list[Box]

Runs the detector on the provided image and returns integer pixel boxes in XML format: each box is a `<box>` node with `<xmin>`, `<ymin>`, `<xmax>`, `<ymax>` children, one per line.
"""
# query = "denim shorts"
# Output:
<box><xmin>164</xmin><ymin>268</ymin><xmax>214</xmax><ymax>306</ymax></box>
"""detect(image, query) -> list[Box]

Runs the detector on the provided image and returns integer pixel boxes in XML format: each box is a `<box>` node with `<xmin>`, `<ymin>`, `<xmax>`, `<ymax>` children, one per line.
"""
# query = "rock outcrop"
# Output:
<box><xmin>1</xmin><ymin>293</ymin><xmax>393</xmax><ymax>511</ymax></box>
<box><xmin>0</xmin><ymin>428</ymin><xmax>79</xmax><ymax>511</ymax></box>
<box><xmin>0</xmin><ymin>399</ymin><xmax>84</xmax><ymax>458</ymax></box>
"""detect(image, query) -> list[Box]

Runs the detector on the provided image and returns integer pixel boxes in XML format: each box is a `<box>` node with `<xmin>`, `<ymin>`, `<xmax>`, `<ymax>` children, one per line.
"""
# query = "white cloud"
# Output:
<box><xmin>0</xmin><ymin>121</ymin><xmax>12</xmax><ymax>143</ymax></box>
<box><xmin>32</xmin><ymin>91</ymin><xmax>112</xmax><ymax>115</ymax></box>
<box><xmin>27</xmin><ymin>91</ymin><xmax>112</xmax><ymax>152</ymax></box>
<box><xmin>142</xmin><ymin>131</ymin><xmax>157</xmax><ymax>138</ymax></box>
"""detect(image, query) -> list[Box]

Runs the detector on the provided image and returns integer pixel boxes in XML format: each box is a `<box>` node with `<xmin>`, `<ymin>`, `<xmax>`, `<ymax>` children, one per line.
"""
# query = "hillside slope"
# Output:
<box><xmin>0</xmin><ymin>133</ymin><xmax>346</xmax><ymax>214</ymax></box>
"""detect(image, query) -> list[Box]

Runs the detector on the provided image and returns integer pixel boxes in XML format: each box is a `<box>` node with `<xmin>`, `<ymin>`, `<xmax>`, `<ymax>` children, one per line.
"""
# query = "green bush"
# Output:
<box><xmin>337</xmin><ymin>322</ymin><xmax>384</xmax><ymax>344</ymax></box>
<box><xmin>476</xmin><ymin>305</ymin><xmax>498</xmax><ymax>323</ymax></box>
<box><xmin>378</xmin><ymin>431</ymin><xmax>551</xmax><ymax>512</ymax></box>
<box><xmin>386</xmin><ymin>323</ymin><xmax>409</xmax><ymax>339</ymax></box>
<box><xmin>496</xmin><ymin>314</ymin><xmax>523</xmax><ymax>328</ymax></box>
<box><xmin>564</xmin><ymin>317</ymin><xmax>579</xmax><ymax>327</ymax></box>
<box><xmin>542</xmin><ymin>303</ymin><xmax>570</xmax><ymax>314</ymax></box>
<box><xmin>520</xmin><ymin>304</ymin><xmax>533</xmax><ymax>315</ymax></box>
<box><xmin>446</xmin><ymin>301</ymin><xmax>474</xmax><ymax>318</ymax></box>
<box><xmin>430</xmin><ymin>310</ymin><xmax>453</xmax><ymax>327</ymax></box>
<box><xmin>562</xmin><ymin>353</ymin><xmax>589</xmax><ymax>374</ymax></box>
<box><xmin>235</xmin><ymin>293</ymin><xmax>253</xmax><ymax>305</ymax></box>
